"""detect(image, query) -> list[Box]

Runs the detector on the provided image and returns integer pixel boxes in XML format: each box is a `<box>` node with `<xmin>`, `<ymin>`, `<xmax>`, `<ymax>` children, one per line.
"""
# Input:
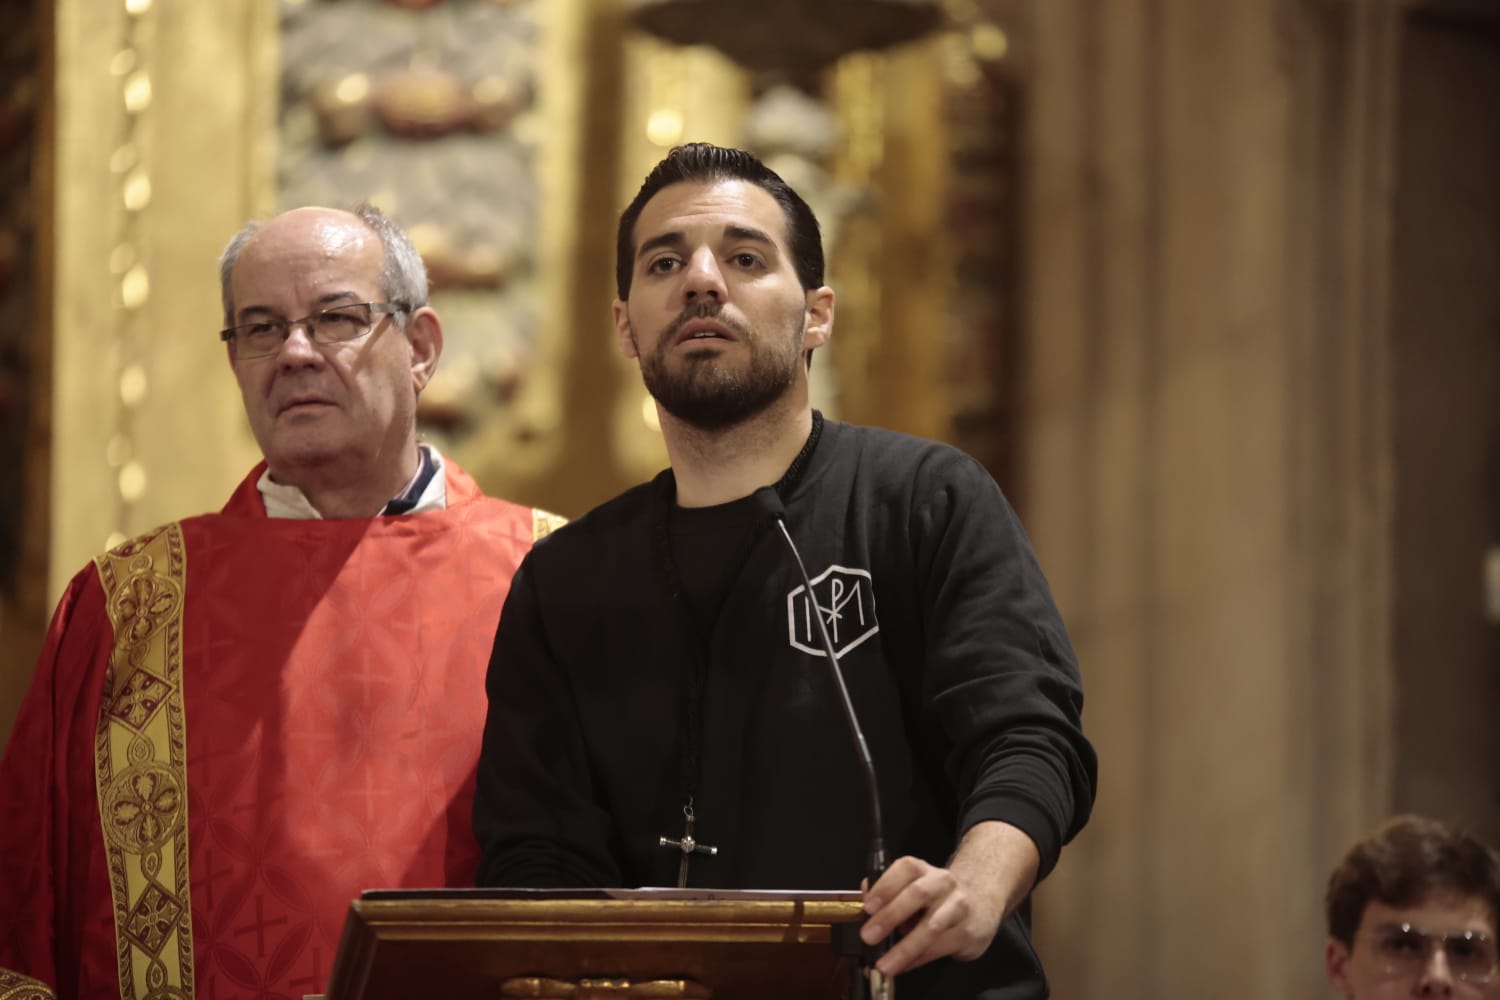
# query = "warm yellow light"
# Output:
<box><xmin>334</xmin><ymin>72</ymin><xmax>370</xmax><ymax>104</ymax></box>
<box><xmin>123</xmin><ymin>171</ymin><xmax>152</xmax><ymax>212</ymax></box>
<box><xmin>971</xmin><ymin>24</ymin><xmax>1009</xmax><ymax>62</ymax></box>
<box><xmin>121</xmin><ymin>264</ymin><xmax>150</xmax><ymax>309</ymax></box>
<box><xmin>124</xmin><ymin>0</ymin><xmax>153</xmax><ymax>14</ymax></box>
<box><xmin>645</xmin><ymin>108</ymin><xmax>684</xmax><ymax>148</ymax></box>
<box><xmin>640</xmin><ymin>394</ymin><xmax>660</xmax><ymax>432</ymax></box>
<box><xmin>123</xmin><ymin>70</ymin><xmax>153</xmax><ymax>113</ymax></box>
<box><xmin>119</xmin><ymin>364</ymin><xmax>149</xmax><ymax>407</ymax></box>
<box><xmin>119</xmin><ymin>462</ymin><xmax>148</xmax><ymax>502</ymax></box>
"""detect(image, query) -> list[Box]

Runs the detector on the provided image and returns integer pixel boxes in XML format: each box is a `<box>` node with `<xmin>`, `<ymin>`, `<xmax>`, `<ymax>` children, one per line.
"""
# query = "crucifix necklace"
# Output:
<box><xmin>650</xmin><ymin>424</ymin><xmax>821</xmax><ymax>891</ymax></box>
<box><xmin>658</xmin><ymin>798</ymin><xmax>718</xmax><ymax>888</ymax></box>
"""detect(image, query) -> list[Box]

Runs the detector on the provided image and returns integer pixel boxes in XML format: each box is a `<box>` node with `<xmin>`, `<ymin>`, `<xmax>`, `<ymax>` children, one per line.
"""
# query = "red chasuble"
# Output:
<box><xmin>0</xmin><ymin>459</ymin><xmax>557</xmax><ymax>1000</ymax></box>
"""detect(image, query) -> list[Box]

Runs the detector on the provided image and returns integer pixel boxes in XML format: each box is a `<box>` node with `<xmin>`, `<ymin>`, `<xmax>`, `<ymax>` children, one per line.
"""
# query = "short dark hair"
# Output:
<box><xmin>1325</xmin><ymin>815</ymin><xmax>1500</xmax><ymax>946</ymax></box>
<box><xmin>615</xmin><ymin>142</ymin><xmax>825</xmax><ymax>300</ymax></box>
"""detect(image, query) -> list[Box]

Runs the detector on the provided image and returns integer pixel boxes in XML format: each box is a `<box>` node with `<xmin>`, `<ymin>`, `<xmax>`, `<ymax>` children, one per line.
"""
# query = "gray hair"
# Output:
<box><xmin>217</xmin><ymin>202</ymin><xmax>430</xmax><ymax>328</ymax></box>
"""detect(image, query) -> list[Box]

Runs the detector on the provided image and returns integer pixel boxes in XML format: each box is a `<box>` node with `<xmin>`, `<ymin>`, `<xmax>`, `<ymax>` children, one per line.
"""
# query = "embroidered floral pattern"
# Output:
<box><xmin>123</xmin><ymin>883</ymin><xmax>185</xmax><ymax>955</ymax></box>
<box><xmin>108</xmin><ymin>569</ymin><xmax>183</xmax><ymax>647</ymax></box>
<box><xmin>108</xmin><ymin>668</ymin><xmax>171</xmax><ymax>731</ymax></box>
<box><xmin>104</xmin><ymin>764</ymin><xmax>183</xmax><ymax>852</ymax></box>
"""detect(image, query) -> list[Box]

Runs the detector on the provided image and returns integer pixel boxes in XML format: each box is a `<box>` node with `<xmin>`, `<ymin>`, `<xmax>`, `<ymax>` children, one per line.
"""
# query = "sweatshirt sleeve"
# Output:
<box><xmin>472</xmin><ymin>550</ymin><xmax>624</xmax><ymax>889</ymax></box>
<box><xmin>911</xmin><ymin>453</ymin><xmax>1097</xmax><ymax>879</ymax></box>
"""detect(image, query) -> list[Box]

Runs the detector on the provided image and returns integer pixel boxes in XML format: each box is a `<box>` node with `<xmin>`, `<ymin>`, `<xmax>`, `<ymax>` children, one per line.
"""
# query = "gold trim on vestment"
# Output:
<box><xmin>532</xmin><ymin>507</ymin><xmax>568</xmax><ymax>541</ymax></box>
<box><xmin>0</xmin><ymin>967</ymin><xmax>58</xmax><ymax>1000</ymax></box>
<box><xmin>94</xmin><ymin>524</ymin><xmax>193</xmax><ymax>1000</ymax></box>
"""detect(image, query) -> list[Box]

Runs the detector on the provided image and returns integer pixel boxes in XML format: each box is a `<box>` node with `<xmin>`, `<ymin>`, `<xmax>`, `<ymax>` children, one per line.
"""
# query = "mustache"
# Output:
<box><xmin>663</xmin><ymin>300</ymin><xmax>753</xmax><ymax>341</ymax></box>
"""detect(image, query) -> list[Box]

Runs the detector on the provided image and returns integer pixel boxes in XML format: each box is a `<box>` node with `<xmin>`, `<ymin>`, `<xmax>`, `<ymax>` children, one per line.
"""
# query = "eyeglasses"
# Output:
<box><xmin>1367</xmin><ymin>922</ymin><xmax>1499</xmax><ymax>984</ymax></box>
<box><xmin>219</xmin><ymin>301</ymin><xmax>407</xmax><ymax>360</ymax></box>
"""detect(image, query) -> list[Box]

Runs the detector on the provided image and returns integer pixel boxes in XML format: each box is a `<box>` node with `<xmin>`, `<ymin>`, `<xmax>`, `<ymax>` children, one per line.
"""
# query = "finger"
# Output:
<box><xmin>861</xmin><ymin>875</ymin><xmax>937</xmax><ymax>944</ymax></box>
<box><xmin>875</xmin><ymin>892</ymin><xmax>974</xmax><ymax>975</ymax></box>
<box><xmin>861</xmin><ymin>865</ymin><xmax>954</xmax><ymax>946</ymax></box>
<box><xmin>877</xmin><ymin>923</ymin><xmax>968</xmax><ymax>976</ymax></box>
<box><xmin>864</xmin><ymin>856</ymin><xmax>928</xmax><ymax>911</ymax></box>
<box><xmin>861</xmin><ymin>857</ymin><xmax>932</xmax><ymax>940</ymax></box>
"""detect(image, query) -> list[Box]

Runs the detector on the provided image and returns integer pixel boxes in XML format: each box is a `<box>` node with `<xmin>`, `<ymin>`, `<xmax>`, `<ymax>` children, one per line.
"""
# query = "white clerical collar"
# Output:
<box><xmin>256</xmin><ymin>444</ymin><xmax>448</xmax><ymax>520</ymax></box>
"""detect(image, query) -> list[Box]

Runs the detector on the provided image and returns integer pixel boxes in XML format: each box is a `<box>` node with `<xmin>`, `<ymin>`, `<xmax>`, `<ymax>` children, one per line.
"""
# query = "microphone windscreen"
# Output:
<box><xmin>748</xmin><ymin>485</ymin><xmax>788</xmax><ymax>525</ymax></box>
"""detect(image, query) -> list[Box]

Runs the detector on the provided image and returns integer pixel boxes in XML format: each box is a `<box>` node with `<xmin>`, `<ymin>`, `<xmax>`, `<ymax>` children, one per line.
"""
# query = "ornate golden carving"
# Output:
<box><xmin>308</xmin><ymin>74</ymin><xmax>373</xmax><ymax>146</ymax></box>
<box><xmin>373</xmin><ymin>68</ymin><xmax>472</xmax><ymax>139</ymax></box>
<box><xmin>500</xmin><ymin>976</ymin><xmax>711</xmax><ymax>999</ymax></box>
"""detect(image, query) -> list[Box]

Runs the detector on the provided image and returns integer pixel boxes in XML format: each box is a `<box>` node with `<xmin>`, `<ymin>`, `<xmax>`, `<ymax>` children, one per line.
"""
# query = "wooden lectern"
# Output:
<box><xmin>321</xmin><ymin>888</ymin><xmax>869</xmax><ymax>1000</ymax></box>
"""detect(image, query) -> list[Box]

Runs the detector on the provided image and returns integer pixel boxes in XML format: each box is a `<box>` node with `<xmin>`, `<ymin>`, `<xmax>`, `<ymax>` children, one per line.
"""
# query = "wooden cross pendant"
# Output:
<box><xmin>658</xmin><ymin>801</ymin><xmax>717</xmax><ymax>888</ymax></box>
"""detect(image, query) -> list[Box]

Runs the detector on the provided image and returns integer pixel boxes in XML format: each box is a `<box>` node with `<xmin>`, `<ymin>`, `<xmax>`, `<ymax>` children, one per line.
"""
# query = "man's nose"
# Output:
<box><xmin>1416</xmin><ymin>948</ymin><xmax>1456</xmax><ymax>997</ymax></box>
<box><xmin>275</xmin><ymin>321</ymin><xmax>325</xmax><ymax>368</ymax></box>
<box><xmin>682</xmin><ymin>249</ymin><xmax>726</xmax><ymax>302</ymax></box>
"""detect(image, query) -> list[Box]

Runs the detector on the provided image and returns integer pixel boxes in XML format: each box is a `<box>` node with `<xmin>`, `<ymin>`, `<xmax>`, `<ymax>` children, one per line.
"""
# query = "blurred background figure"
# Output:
<box><xmin>1325</xmin><ymin>816</ymin><xmax>1500</xmax><ymax>999</ymax></box>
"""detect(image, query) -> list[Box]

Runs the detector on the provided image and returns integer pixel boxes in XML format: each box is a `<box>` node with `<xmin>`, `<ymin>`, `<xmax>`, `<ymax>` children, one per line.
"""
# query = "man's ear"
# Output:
<box><xmin>613</xmin><ymin>300</ymin><xmax>639</xmax><ymax>360</ymax></box>
<box><xmin>1325</xmin><ymin>938</ymin><xmax>1354</xmax><ymax>998</ymax></box>
<box><xmin>802</xmin><ymin>286</ymin><xmax>835</xmax><ymax>352</ymax></box>
<box><xmin>406</xmin><ymin>307</ymin><xmax>444</xmax><ymax>392</ymax></box>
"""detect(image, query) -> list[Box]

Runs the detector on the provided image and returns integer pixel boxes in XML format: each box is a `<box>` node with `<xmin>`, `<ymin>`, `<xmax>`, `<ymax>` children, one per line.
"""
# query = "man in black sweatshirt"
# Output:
<box><xmin>473</xmin><ymin>142</ymin><xmax>1097</xmax><ymax>1000</ymax></box>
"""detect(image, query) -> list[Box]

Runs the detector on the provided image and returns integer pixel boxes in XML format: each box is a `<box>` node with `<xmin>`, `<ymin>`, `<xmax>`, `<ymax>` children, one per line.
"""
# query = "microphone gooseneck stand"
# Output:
<box><xmin>769</xmin><ymin>515</ymin><xmax>894</xmax><ymax>1000</ymax></box>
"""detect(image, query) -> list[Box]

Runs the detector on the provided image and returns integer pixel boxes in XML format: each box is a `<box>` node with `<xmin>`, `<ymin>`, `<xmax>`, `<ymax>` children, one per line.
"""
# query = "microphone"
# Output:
<box><xmin>751</xmin><ymin>487</ymin><xmax>894</xmax><ymax>1000</ymax></box>
<box><xmin>750</xmin><ymin>488</ymin><xmax>887</xmax><ymax>883</ymax></box>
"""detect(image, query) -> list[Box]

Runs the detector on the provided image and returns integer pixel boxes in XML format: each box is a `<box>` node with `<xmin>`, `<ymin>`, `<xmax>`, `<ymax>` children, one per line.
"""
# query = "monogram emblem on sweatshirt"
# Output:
<box><xmin>785</xmin><ymin>565</ymin><xmax>880</xmax><ymax>659</ymax></box>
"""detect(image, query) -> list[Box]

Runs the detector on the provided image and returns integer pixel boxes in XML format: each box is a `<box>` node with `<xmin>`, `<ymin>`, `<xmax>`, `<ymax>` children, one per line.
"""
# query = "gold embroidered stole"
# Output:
<box><xmin>0</xmin><ymin>969</ymin><xmax>57</xmax><ymax>1000</ymax></box>
<box><xmin>94</xmin><ymin>525</ymin><xmax>193</xmax><ymax>1000</ymax></box>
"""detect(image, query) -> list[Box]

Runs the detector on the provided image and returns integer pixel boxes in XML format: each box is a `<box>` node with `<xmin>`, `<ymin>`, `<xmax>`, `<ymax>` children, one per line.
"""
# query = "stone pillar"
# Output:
<box><xmin>1019</xmin><ymin>0</ymin><xmax>1402</xmax><ymax>996</ymax></box>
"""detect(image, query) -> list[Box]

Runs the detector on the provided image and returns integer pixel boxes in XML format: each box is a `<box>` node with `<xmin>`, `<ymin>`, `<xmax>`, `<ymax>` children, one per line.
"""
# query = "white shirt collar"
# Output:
<box><xmin>256</xmin><ymin>444</ymin><xmax>448</xmax><ymax>520</ymax></box>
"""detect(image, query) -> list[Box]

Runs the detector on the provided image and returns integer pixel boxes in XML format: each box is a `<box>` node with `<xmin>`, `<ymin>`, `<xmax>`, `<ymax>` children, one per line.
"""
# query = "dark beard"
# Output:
<box><xmin>637</xmin><ymin>302</ymin><xmax>803</xmax><ymax>431</ymax></box>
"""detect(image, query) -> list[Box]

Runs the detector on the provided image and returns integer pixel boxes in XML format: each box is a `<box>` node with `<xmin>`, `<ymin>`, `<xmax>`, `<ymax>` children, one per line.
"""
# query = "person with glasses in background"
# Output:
<box><xmin>1326</xmin><ymin>815</ymin><xmax>1500</xmax><ymax>999</ymax></box>
<box><xmin>0</xmin><ymin>205</ymin><xmax>562</xmax><ymax>1000</ymax></box>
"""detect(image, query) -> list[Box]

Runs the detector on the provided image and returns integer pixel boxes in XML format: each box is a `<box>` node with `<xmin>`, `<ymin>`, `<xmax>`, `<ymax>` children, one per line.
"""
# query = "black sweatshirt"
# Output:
<box><xmin>474</xmin><ymin>416</ymin><xmax>1097</xmax><ymax>999</ymax></box>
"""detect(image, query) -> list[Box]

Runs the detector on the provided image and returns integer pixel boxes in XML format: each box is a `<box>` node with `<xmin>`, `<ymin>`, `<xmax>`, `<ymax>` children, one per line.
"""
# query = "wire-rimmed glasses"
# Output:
<box><xmin>219</xmin><ymin>301</ymin><xmax>407</xmax><ymax>360</ymax></box>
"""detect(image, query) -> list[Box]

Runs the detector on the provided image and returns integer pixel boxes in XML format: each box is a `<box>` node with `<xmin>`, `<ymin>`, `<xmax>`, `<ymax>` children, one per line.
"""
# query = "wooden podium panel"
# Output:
<box><xmin>325</xmin><ymin>889</ymin><xmax>867</xmax><ymax>1000</ymax></box>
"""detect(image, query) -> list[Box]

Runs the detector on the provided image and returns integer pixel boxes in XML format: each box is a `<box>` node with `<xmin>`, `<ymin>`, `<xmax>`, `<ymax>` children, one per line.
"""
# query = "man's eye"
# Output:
<box><xmin>244</xmin><ymin>322</ymin><xmax>280</xmax><ymax>338</ymax></box>
<box><xmin>319</xmin><ymin>310</ymin><xmax>366</xmax><ymax>330</ymax></box>
<box><xmin>732</xmin><ymin>253</ymin><xmax>761</xmax><ymax>268</ymax></box>
<box><xmin>1381</xmin><ymin>935</ymin><xmax>1423</xmax><ymax>955</ymax></box>
<box><xmin>647</xmin><ymin>258</ymin><xmax>680</xmax><ymax>274</ymax></box>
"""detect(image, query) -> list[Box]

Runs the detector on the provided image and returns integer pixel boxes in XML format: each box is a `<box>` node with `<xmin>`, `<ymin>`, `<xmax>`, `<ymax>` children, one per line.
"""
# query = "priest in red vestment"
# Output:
<box><xmin>0</xmin><ymin>205</ymin><xmax>558</xmax><ymax>1000</ymax></box>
